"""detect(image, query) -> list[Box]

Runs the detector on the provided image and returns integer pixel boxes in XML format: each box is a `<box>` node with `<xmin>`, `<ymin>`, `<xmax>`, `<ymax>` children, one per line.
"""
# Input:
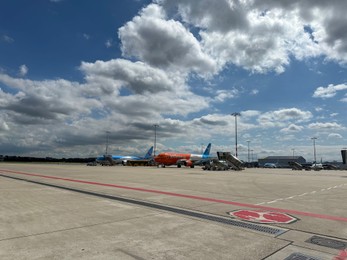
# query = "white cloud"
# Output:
<box><xmin>258</xmin><ymin>108</ymin><xmax>312</xmax><ymax>127</ymax></box>
<box><xmin>0</xmin><ymin>121</ymin><xmax>10</xmax><ymax>131</ymax></box>
<box><xmin>157</xmin><ymin>0</ymin><xmax>347</xmax><ymax>74</ymax></box>
<box><xmin>80</xmin><ymin>58</ymin><xmax>210</xmax><ymax>117</ymax></box>
<box><xmin>18</xmin><ymin>65</ymin><xmax>28</xmax><ymax>77</ymax></box>
<box><xmin>119</xmin><ymin>3</ymin><xmax>216</xmax><ymax>76</ymax></box>
<box><xmin>308</xmin><ymin>122</ymin><xmax>345</xmax><ymax>131</ymax></box>
<box><xmin>252</xmin><ymin>0</ymin><xmax>347</xmax><ymax>64</ymax></box>
<box><xmin>241</xmin><ymin>110</ymin><xmax>261</xmax><ymax>118</ymax></box>
<box><xmin>250</xmin><ymin>89</ymin><xmax>259</xmax><ymax>95</ymax></box>
<box><xmin>159</xmin><ymin>0</ymin><xmax>322</xmax><ymax>74</ymax></box>
<box><xmin>193</xmin><ymin>114</ymin><xmax>229</xmax><ymax>127</ymax></box>
<box><xmin>83</xmin><ymin>33</ymin><xmax>90</xmax><ymax>40</ymax></box>
<box><xmin>81</xmin><ymin>59</ymin><xmax>179</xmax><ymax>94</ymax></box>
<box><xmin>212</xmin><ymin>89</ymin><xmax>238</xmax><ymax>103</ymax></box>
<box><xmin>328</xmin><ymin>133</ymin><xmax>342</xmax><ymax>139</ymax></box>
<box><xmin>313</xmin><ymin>83</ymin><xmax>347</xmax><ymax>99</ymax></box>
<box><xmin>0</xmin><ymin>74</ymin><xmax>102</xmax><ymax>124</ymax></box>
<box><xmin>161</xmin><ymin>0</ymin><xmax>249</xmax><ymax>33</ymax></box>
<box><xmin>105</xmin><ymin>39</ymin><xmax>112</xmax><ymax>48</ymax></box>
<box><xmin>280</xmin><ymin>124</ymin><xmax>304</xmax><ymax>133</ymax></box>
<box><xmin>1</xmin><ymin>34</ymin><xmax>14</xmax><ymax>43</ymax></box>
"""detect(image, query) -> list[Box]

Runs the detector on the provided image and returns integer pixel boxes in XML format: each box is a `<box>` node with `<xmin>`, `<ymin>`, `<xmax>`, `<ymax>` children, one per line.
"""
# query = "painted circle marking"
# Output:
<box><xmin>228</xmin><ymin>210</ymin><xmax>297</xmax><ymax>224</ymax></box>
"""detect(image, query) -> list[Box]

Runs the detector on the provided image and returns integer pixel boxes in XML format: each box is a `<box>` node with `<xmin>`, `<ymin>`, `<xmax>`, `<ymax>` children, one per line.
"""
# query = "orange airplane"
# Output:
<box><xmin>154</xmin><ymin>143</ymin><xmax>212</xmax><ymax>168</ymax></box>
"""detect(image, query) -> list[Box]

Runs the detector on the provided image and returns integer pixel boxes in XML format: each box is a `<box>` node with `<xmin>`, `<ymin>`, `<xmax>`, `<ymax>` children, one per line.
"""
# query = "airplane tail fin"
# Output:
<box><xmin>202</xmin><ymin>143</ymin><xmax>211</xmax><ymax>157</ymax></box>
<box><xmin>144</xmin><ymin>146</ymin><xmax>154</xmax><ymax>159</ymax></box>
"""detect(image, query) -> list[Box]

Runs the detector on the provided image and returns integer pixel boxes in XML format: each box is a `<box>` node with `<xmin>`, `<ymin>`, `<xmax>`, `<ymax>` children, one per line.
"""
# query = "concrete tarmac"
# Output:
<box><xmin>1</xmin><ymin>163</ymin><xmax>347</xmax><ymax>259</ymax></box>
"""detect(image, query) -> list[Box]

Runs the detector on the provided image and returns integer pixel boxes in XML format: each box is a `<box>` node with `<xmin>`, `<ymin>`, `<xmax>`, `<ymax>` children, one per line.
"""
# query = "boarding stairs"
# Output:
<box><xmin>288</xmin><ymin>161</ymin><xmax>303</xmax><ymax>170</ymax></box>
<box><xmin>217</xmin><ymin>152</ymin><xmax>244</xmax><ymax>171</ymax></box>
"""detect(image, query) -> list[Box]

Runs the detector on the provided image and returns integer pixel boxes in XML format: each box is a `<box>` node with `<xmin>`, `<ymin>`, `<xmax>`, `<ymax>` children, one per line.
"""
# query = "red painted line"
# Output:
<box><xmin>1</xmin><ymin>168</ymin><xmax>347</xmax><ymax>222</ymax></box>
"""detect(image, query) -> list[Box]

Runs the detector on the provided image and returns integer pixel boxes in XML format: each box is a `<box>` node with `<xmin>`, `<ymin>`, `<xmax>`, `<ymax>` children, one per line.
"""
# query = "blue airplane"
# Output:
<box><xmin>96</xmin><ymin>146</ymin><xmax>153</xmax><ymax>166</ymax></box>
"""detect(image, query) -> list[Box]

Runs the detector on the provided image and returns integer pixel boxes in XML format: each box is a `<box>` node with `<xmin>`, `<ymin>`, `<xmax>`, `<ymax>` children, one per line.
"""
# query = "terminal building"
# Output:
<box><xmin>341</xmin><ymin>149</ymin><xmax>347</xmax><ymax>170</ymax></box>
<box><xmin>258</xmin><ymin>156</ymin><xmax>306</xmax><ymax>168</ymax></box>
<box><xmin>342</xmin><ymin>149</ymin><xmax>347</xmax><ymax>164</ymax></box>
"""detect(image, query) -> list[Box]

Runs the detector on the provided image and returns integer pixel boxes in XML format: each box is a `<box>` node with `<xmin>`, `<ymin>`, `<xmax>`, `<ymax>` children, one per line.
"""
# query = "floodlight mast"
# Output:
<box><xmin>105</xmin><ymin>131</ymin><xmax>110</xmax><ymax>155</ymax></box>
<box><xmin>247</xmin><ymin>140</ymin><xmax>250</xmax><ymax>163</ymax></box>
<box><xmin>231</xmin><ymin>112</ymin><xmax>241</xmax><ymax>157</ymax></box>
<box><xmin>153</xmin><ymin>124</ymin><xmax>159</xmax><ymax>157</ymax></box>
<box><xmin>311</xmin><ymin>137</ymin><xmax>318</xmax><ymax>163</ymax></box>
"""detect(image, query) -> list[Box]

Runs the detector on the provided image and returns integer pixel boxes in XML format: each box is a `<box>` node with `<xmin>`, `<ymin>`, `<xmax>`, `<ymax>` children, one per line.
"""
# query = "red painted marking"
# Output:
<box><xmin>334</xmin><ymin>249</ymin><xmax>347</xmax><ymax>260</ymax></box>
<box><xmin>228</xmin><ymin>210</ymin><xmax>297</xmax><ymax>224</ymax></box>
<box><xmin>1</xmin><ymin>169</ymin><xmax>347</xmax><ymax>223</ymax></box>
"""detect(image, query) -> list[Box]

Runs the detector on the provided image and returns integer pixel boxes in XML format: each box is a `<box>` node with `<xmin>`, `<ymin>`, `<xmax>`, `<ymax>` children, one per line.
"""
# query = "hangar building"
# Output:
<box><xmin>258</xmin><ymin>156</ymin><xmax>306</xmax><ymax>168</ymax></box>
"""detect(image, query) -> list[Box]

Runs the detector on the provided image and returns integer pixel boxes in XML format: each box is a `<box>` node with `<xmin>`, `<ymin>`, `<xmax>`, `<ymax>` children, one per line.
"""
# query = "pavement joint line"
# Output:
<box><xmin>0</xmin><ymin>213</ymin><xmax>160</xmax><ymax>242</ymax></box>
<box><xmin>1</xmin><ymin>169</ymin><xmax>347</xmax><ymax>223</ymax></box>
<box><xmin>260</xmin><ymin>241</ymin><xmax>294</xmax><ymax>260</ymax></box>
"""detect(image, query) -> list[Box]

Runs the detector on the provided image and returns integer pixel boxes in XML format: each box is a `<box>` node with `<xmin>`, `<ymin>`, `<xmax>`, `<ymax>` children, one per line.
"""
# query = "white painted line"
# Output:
<box><xmin>257</xmin><ymin>182</ymin><xmax>347</xmax><ymax>205</ymax></box>
<box><xmin>267</xmin><ymin>200</ymin><xmax>277</xmax><ymax>204</ymax></box>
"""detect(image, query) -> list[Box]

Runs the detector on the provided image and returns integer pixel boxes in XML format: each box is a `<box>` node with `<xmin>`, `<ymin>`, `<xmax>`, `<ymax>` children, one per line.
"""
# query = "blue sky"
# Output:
<box><xmin>1</xmin><ymin>0</ymin><xmax>346</xmax><ymax>162</ymax></box>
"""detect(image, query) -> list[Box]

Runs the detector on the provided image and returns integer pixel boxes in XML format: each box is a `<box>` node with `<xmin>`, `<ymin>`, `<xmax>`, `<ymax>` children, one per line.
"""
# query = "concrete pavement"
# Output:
<box><xmin>1</xmin><ymin>163</ymin><xmax>346</xmax><ymax>259</ymax></box>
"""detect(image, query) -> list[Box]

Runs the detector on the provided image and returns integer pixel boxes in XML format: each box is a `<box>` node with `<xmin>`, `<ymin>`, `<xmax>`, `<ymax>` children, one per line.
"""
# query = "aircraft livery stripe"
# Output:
<box><xmin>1</xmin><ymin>168</ymin><xmax>347</xmax><ymax>223</ymax></box>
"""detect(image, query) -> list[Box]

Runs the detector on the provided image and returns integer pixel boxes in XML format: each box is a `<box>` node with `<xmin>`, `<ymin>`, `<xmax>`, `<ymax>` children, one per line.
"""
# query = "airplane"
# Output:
<box><xmin>154</xmin><ymin>143</ymin><xmax>212</xmax><ymax>168</ymax></box>
<box><xmin>311</xmin><ymin>163</ymin><xmax>323</xmax><ymax>171</ymax></box>
<box><xmin>96</xmin><ymin>146</ymin><xmax>153</xmax><ymax>166</ymax></box>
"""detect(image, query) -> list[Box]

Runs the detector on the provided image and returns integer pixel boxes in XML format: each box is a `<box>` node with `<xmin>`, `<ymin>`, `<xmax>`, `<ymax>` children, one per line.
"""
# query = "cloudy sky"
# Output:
<box><xmin>1</xmin><ymin>0</ymin><xmax>346</xmax><ymax>162</ymax></box>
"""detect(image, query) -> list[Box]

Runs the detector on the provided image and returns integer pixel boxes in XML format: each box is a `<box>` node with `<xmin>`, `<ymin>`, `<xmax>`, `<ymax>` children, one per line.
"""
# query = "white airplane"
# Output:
<box><xmin>96</xmin><ymin>146</ymin><xmax>153</xmax><ymax>166</ymax></box>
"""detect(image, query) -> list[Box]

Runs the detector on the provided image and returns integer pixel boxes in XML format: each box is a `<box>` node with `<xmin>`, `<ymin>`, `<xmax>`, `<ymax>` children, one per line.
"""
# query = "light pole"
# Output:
<box><xmin>291</xmin><ymin>148</ymin><xmax>295</xmax><ymax>160</ymax></box>
<box><xmin>247</xmin><ymin>140</ymin><xmax>250</xmax><ymax>163</ymax></box>
<box><xmin>231</xmin><ymin>112</ymin><xmax>241</xmax><ymax>157</ymax></box>
<box><xmin>105</xmin><ymin>131</ymin><xmax>110</xmax><ymax>155</ymax></box>
<box><xmin>311</xmin><ymin>137</ymin><xmax>317</xmax><ymax>163</ymax></box>
<box><xmin>153</xmin><ymin>124</ymin><xmax>159</xmax><ymax>157</ymax></box>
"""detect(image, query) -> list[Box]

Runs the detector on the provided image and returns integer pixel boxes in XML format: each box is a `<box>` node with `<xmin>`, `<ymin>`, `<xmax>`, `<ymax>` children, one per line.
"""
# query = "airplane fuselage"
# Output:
<box><xmin>154</xmin><ymin>153</ymin><xmax>208</xmax><ymax>167</ymax></box>
<box><xmin>154</xmin><ymin>143</ymin><xmax>212</xmax><ymax>168</ymax></box>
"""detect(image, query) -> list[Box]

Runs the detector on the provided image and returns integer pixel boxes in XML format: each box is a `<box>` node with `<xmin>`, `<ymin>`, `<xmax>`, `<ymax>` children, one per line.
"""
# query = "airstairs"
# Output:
<box><xmin>288</xmin><ymin>161</ymin><xmax>303</xmax><ymax>170</ymax></box>
<box><xmin>203</xmin><ymin>152</ymin><xmax>244</xmax><ymax>171</ymax></box>
<box><xmin>217</xmin><ymin>152</ymin><xmax>244</xmax><ymax>171</ymax></box>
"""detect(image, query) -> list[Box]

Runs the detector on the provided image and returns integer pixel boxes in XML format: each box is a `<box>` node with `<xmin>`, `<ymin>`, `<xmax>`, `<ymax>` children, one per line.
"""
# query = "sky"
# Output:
<box><xmin>0</xmin><ymin>0</ymin><xmax>347</xmax><ymax>162</ymax></box>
